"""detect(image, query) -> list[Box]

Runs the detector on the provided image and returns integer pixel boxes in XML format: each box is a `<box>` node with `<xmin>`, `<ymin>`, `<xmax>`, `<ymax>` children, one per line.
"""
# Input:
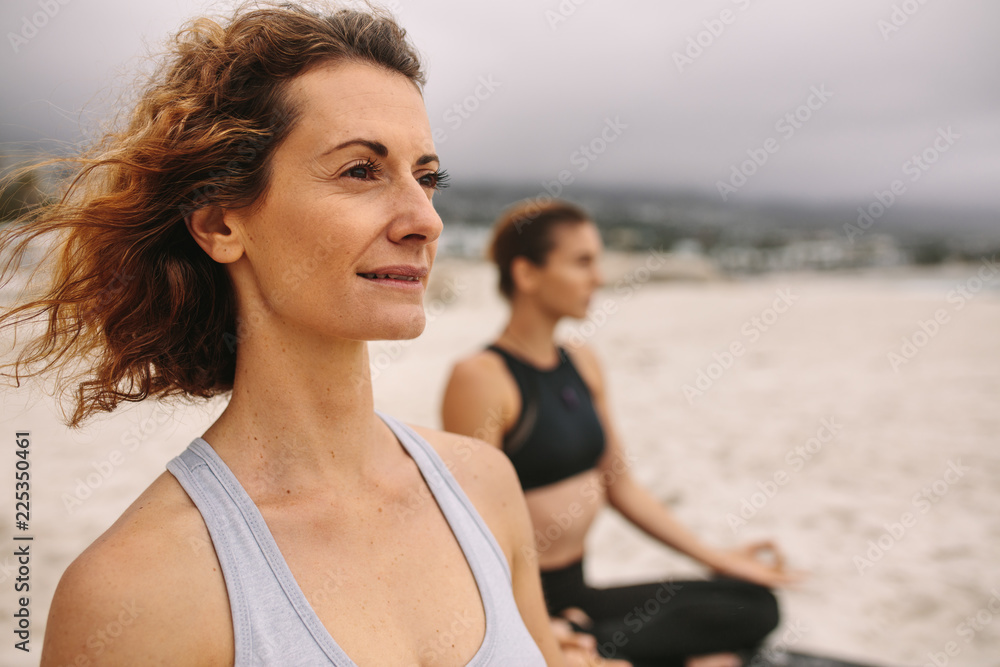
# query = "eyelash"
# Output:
<box><xmin>424</xmin><ymin>169</ymin><xmax>450</xmax><ymax>191</ymax></box>
<box><xmin>343</xmin><ymin>157</ymin><xmax>382</xmax><ymax>180</ymax></box>
<box><xmin>343</xmin><ymin>159</ymin><xmax>451</xmax><ymax>191</ymax></box>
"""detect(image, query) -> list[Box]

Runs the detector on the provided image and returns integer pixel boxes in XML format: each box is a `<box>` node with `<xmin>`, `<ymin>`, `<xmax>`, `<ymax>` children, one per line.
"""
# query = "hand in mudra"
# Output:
<box><xmin>551</xmin><ymin>608</ymin><xmax>632</xmax><ymax>667</ymax></box>
<box><xmin>711</xmin><ymin>539</ymin><xmax>805</xmax><ymax>588</ymax></box>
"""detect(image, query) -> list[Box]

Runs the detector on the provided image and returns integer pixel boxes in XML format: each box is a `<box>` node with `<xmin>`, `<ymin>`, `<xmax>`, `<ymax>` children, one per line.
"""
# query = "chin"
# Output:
<box><xmin>372</xmin><ymin>310</ymin><xmax>427</xmax><ymax>340</ymax></box>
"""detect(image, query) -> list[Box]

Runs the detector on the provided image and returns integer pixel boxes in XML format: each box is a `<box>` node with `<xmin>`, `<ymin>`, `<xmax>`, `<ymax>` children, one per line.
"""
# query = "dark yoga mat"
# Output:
<box><xmin>757</xmin><ymin>651</ymin><xmax>886</xmax><ymax>667</ymax></box>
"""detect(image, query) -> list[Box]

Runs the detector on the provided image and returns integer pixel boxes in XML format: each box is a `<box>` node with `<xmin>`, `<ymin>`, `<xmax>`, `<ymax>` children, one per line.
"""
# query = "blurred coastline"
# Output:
<box><xmin>2</xmin><ymin>178</ymin><xmax>999</xmax><ymax>666</ymax></box>
<box><xmin>5</xmin><ymin>174</ymin><xmax>1000</xmax><ymax>271</ymax></box>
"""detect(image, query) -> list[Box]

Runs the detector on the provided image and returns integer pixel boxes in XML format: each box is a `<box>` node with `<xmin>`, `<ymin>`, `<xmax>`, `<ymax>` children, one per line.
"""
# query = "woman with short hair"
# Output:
<box><xmin>443</xmin><ymin>198</ymin><xmax>797</xmax><ymax>667</ymax></box>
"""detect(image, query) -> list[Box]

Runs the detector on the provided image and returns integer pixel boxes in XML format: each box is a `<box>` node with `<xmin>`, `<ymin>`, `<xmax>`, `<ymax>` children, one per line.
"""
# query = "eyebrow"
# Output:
<box><xmin>321</xmin><ymin>138</ymin><xmax>439</xmax><ymax>166</ymax></box>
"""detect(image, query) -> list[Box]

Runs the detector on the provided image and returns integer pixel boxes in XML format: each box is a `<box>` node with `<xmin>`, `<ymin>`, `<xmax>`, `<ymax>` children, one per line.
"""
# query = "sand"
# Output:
<box><xmin>1</xmin><ymin>255</ymin><xmax>997</xmax><ymax>666</ymax></box>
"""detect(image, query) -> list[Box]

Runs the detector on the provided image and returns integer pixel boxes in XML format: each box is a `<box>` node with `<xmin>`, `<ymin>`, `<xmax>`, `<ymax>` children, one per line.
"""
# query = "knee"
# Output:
<box><xmin>756</xmin><ymin>586</ymin><xmax>781</xmax><ymax>635</ymax></box>
<box><xmin>741</xmin><ymin>584</ymin><xmax>780</xmax><ymax>641</ymax></box>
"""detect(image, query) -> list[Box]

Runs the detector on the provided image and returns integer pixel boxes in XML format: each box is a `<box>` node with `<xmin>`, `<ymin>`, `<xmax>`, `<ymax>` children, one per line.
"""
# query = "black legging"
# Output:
<box><xmin>541</xmin><ymin>558</ymin><xmax>779</xmax><ymax>667</ymax></box>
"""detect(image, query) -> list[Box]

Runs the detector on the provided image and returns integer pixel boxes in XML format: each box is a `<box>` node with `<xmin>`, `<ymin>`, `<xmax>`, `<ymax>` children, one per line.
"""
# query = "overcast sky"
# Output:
<box><xmin>2</xmin><ymin>0</ymin><xmax>998</xmax><ymax>212</ymax></box>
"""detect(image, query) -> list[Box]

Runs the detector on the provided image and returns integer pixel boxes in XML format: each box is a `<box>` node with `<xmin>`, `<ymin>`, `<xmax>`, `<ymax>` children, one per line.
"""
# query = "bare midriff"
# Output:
<box><xmin>524</xmin><ymin>468</ymin><xmax>607</xmax><ymax>571</ymax></box>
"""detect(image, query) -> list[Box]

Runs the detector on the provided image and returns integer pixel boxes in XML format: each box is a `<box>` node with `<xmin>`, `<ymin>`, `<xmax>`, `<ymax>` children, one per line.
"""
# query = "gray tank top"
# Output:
<box><xmin>166</xmin><ymin>409</ymin><xmax>546</xmax><ymax>666</ymax></box>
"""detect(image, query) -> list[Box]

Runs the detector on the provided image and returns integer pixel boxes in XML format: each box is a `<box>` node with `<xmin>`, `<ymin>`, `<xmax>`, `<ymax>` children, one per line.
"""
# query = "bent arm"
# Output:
<box><xmin>588</xmin><ymin>389</ymin><xmax>726</xmax><ymax>568</ymax></box>
<box><xmin>605</xmin><ymin>471</ymin><xmax>725</xmax><ymax>567</ymax></box>
<box><xmin>569</xmin><ymin>344</ymin><xmax>793</xmax><ymax>588</ymax></box>
<box><xmin>605</xmin><ymin>452</ymin><xmax>797</xmax><ymax>588</ymax></box>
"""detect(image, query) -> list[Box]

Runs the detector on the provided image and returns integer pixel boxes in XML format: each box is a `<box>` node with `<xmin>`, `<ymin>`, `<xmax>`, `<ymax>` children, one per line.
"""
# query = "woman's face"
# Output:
<box><xmin>530</xmin><ymin>221</ymin><xmax>604</xmax><ymax>320</ymax></box>
<box><xmin>227</xmin><ymin>61</ymin><xmax>444</xmax><ymax>342</ymax></box>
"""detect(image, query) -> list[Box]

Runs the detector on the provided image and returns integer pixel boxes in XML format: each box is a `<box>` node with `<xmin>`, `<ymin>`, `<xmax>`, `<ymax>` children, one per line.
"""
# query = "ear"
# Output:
<box><xmin>185</xmin><ymin>205</ymin><xmax>245</xmax><ymax>264</ymax></box>
<box><xmin>510</xmin><ymin>256</ymin><xmax>541</xmax><ymax>296</ymax></box>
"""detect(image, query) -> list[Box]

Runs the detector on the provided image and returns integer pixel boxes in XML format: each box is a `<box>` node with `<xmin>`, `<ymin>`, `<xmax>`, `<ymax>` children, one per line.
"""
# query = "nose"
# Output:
<box><xmin>388</xmin><ymin>180</ymin><xmax>443</xmax><ymax>246</ymax></box>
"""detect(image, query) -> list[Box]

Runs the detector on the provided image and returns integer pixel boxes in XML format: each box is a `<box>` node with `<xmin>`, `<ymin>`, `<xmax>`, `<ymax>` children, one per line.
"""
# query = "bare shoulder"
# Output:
<box><xmin>42</xmin><ymin>472</ymin><xmax>232</xmax><ymax>666</ymax></box>
<box><xmin>409</xmin><ymin>425</ymin><xmax>519</xmax><ymax>501</ymax></box>
<box><xmin>441</xmin><ymin>348</ymin><xmax>520</xmax><ymax>445</ymax></box>
<box><xmin>448</xmin><ymin>348</ymin><xmax>514</xmax><ymax>390</ymax></box>
<box><xmin>409</xmin><ymin>425</ymin><xmax>523</xmax><ymax>566</ymax></box>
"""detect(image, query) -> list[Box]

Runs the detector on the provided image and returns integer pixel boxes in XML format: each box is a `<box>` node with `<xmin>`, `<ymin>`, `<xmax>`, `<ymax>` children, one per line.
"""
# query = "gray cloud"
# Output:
<box><xmin>2</xmin><ymin>0</ymin><xmax>998</xmax><ymax>212</ymax></box>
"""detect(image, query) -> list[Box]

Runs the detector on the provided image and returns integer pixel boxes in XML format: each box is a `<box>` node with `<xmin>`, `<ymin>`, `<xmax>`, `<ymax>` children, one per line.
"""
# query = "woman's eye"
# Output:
<box><xmin>419</xmin><ymin>169</ymin><xmax>451</xmax><ymax>191</ymax></box>
<box><xmin>344</xmin><ymin>159</ymin><xmax>381</xmax><ymax>180</ymax></box>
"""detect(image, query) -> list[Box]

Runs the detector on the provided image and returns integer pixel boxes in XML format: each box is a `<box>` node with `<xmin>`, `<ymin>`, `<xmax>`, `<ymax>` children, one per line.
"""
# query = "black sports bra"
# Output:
<box><xmin>486</xmin><ymin>344</ymin><xmax>607</xmax><ymax>491</ymax></box>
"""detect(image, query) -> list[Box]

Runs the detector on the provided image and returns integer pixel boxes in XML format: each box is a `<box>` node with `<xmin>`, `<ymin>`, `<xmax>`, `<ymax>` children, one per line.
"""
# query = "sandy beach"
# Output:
<box><xmin>1</xmin><ymin>255</ymin><xmax>998</xmax><ymax>666</ymax></box>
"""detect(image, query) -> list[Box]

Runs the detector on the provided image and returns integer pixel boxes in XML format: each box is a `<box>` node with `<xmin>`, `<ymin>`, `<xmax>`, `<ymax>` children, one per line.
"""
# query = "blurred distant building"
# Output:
<box><xmin>711</xmin><ymin>233</ymin><xmax>908</xmax><ymax>273</ymax></box>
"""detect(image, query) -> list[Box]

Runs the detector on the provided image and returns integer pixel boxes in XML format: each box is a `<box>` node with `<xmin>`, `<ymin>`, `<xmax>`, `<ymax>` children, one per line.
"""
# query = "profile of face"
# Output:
<box><xmin>216</xmin><ymin>61</ymin><xmax>444</xmax><ymax>343</ymax></box>
<box><xmin>514</xmin><ymin>222</ymin><xmax>604</xmax><ymax>320</ymax></box>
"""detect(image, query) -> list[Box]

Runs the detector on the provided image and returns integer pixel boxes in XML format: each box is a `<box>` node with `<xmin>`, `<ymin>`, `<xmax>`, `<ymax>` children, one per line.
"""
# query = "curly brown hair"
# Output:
<box><xmin>0</xmin><ymin>1</ymin><xmax>425</xmax><ymax>426</ymax></box>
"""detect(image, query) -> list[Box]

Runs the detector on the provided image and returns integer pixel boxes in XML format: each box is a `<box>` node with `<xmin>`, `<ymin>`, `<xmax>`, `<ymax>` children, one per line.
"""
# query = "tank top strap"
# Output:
<box><xmin>485</xmin><ymin>343</ymin><xmax>566</xmax><ymax>373</ymax></box>
<box><xmin>166</xmin><ymin>411</ymin><xmax>546</xmax><ymax>666</ymax></box>
<box><xmin>375</xmin><ymin>410</ymin><xmax>512</xmax><ymax>581</ymax></box>
<box><xmin>167</xmin><ymin>438</ymin><xmax>352</xmax><ymax>665</ymax></box>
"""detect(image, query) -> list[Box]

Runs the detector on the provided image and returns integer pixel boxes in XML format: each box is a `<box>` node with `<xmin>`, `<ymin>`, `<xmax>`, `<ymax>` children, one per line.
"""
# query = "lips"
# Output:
<box><xmin>356</xmin><ymin>265</ymin><xmax>428</xmax><ymax>282</ymax></box>
<box><xmin>358</xmin><ymin>273</ymin><xmax>419</xmax><ymax>281</ymax></box>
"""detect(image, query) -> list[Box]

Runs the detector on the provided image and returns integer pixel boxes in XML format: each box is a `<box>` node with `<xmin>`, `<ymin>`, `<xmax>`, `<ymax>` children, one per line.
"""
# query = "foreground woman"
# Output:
<box><xmin>0</xmin><ymin>5</ymin><xmax>566</xmax><ymax>665</ymax></box>
<box><xmin>443</xmin><ymin>200</ymin><xmax>799</xmax><ymax>667</ymax></box>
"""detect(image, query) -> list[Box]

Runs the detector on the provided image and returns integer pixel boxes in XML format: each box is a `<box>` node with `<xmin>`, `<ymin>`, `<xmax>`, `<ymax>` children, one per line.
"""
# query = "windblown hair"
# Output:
<box><xmin>0</xmin><ymin>1</ymin><xmax>424</xmax><ymax>426</ymax></box>
<box><xmin>488</xmin><ymin>198</ymin><xmax>591</xmax><ymax>300</ymax></box>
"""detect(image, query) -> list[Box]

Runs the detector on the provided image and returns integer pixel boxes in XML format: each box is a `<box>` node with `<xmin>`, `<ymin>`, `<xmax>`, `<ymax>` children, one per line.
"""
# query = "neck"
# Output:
<box><xmin>202</xmin><ymin>317</ymin><xmax>400</xmax><ymax>496</ymax></box>
<box><xmin>498</xmin><ymin>297</ymin><xmax>561</xmax><ymax>366</ymax></box>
